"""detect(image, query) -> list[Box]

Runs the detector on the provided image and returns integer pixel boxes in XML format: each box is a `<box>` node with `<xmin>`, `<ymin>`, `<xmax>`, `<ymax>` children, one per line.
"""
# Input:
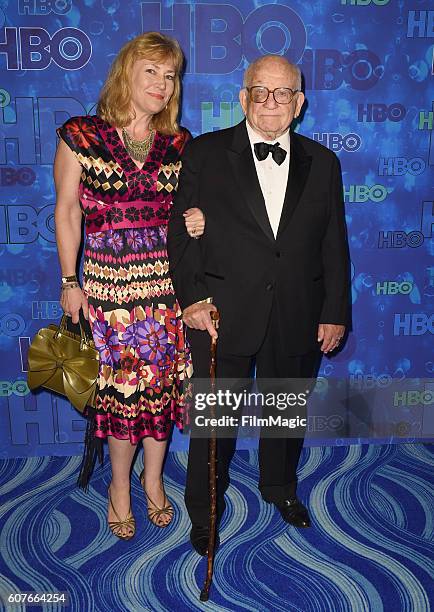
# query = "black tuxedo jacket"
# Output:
<box><xmin>168</xmin><ymin>120</ymin><xmax>350</xmax><ymax>356</ymax></box>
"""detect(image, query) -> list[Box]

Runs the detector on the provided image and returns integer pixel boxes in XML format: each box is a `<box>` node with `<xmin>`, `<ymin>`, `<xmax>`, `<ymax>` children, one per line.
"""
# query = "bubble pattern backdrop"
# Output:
<box><xmin>0</xmin><ymin>0</ymin><xmax>433</xmax><ymax>458</ymax></box>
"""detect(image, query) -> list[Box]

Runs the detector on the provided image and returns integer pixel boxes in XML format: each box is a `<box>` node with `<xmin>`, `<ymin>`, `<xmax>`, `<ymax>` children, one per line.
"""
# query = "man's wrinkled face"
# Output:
<box><xmin>239</xmin><ymin>58</ymin><xmax>304</xmax><ymax>140</ymax></box>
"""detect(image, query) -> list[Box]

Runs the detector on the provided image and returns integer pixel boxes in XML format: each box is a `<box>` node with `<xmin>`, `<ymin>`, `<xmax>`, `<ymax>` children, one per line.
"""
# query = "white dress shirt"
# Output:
<box><xmin>246</xmin><ymin>121</ymin><xmax>290</xmax><ymax>238</ymax></box>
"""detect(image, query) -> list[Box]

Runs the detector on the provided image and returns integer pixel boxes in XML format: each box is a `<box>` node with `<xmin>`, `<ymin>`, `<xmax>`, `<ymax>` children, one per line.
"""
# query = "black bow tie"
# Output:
<box><xmin>254</xmin><ymin>141</ymin><xmax>287</xmax><ymax>165</ymax></box>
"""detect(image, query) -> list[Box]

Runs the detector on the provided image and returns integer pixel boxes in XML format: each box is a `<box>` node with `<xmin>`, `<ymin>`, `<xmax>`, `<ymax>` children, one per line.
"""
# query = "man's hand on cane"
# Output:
<box><xmin>182</xmin><ymin>302</ymin><xmax>218</xmax><ymax>339</ymax></box>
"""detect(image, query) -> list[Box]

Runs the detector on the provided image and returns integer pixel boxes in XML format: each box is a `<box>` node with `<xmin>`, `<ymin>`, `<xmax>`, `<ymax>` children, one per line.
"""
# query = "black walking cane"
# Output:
<box><xmin>200</xmin><ymin>309</ymin><xmax>220</xmax><ymax>602</ymax></box>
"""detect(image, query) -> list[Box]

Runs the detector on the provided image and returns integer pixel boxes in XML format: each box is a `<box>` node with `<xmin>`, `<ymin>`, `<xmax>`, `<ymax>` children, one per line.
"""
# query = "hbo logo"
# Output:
<box><xmin>358</xmin><ymin>103</ymin><xmax>406</xmax><ymax>122</ymax></box>
<box><xmin>0</xmin><ymin>168</ymin><xmax>36</xmax><ymax>186</ymax></box>
<box><xmin>344</xmin><ymin>184</ymin><xmax>388</xmax><ymax>203</ymax></box>
<box><xmin>394</xmin><ymin>390</ymin><xmax>434</xmax><ymax>406</ymax></box>
<box><xmin>394</xmin><ymin>314</ymin><xmax>434</xmax><ymax>336</ymax></box>
<box><xmin>18</xmin><ymin>0</ymin><xmax>72</xmax><ymax>14</ymax></box>
<box><xmin>0</xmin><ymin>27</ymin><xmax>91</xmax><ymax>70</ymax></box>
<box><xmin>378</xmin><ymin>157</ymin><xmax>426</xmax><ymax>176</ymax></box>
<box><xmin>0</xmin><ymin>380</ymin><xmax>30</xmax><ymax>397</ymax></box>
<box><xmin>0</xmin><ymin>205</ymin><xmax>55</xmax><ymax>244</ymax></box>
<box><xmin>376</xmin><ymin>281</ymin><xmax>413</xmax><ymax>295</ymax></box>
<box><xmin>313</xmin><ymin>133</ymin><xmax>361</xmax><ymax>152</ymax></box>
<box><xmin>378</xmin><ymin>231</ymin><xmax>425</xmax><ymax>249</ymax></box>
<box><xmin>308</xmin><ymin>415</ymin><xmax>343</xmax><ymax>432</ymax></box>
<box><xmin>350</xmin><ymin>374</ymin><xmax>393</xmax><ymax>388</ymax></box>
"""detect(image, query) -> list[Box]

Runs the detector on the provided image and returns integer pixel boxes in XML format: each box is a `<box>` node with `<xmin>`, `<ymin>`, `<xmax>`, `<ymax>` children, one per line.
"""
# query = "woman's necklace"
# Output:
<box><xmin>122</xmin><ymin>127</ymin><xmax>156</xmax><ymax>163</ymax></box>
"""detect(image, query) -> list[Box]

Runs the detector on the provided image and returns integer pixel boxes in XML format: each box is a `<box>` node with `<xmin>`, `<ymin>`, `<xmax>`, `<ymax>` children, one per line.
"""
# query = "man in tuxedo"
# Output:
<box><xmin>168</xmin><ymin>55</ymin><xmax>350</xmax><ymax>555</ymax></box>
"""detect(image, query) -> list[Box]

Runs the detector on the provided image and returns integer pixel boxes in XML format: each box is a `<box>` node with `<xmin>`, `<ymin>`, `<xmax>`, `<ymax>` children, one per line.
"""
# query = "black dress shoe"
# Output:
<box><xmin>276</xmin><ymin>498</ymin><xmax>311</xmax><ymax>528</ymax></box>
<box><xmin>190</xmin><ymin>524</ymin><xmax>220</xmax><ymax>556</ymax></box>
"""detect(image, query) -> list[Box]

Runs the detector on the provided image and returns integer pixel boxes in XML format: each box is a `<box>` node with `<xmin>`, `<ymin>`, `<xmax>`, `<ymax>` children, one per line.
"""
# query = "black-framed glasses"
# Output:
<box><xmin>246</xmin><ymin>86</ymin><xmax>300</xmax><ymax>104</ymax></box>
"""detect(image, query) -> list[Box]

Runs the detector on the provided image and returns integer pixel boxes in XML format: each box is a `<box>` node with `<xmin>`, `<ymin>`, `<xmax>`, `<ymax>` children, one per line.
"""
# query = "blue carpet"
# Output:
<box><xmin>0</xmin><ymin>444</ymin><xmax>433</xmax><ymax>612</ymax></box>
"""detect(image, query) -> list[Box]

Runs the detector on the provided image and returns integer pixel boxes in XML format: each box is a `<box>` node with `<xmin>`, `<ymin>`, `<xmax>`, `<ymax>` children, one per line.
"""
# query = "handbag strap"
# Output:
<box><xmin>54</xmin><ymin>314</ymin><xmax>70</xmax><ymax>339</ymax></box>
<box><xmin>55</xmin><ymin>312</ymin><xmax>94</xmax><ymax>351</ymax></box>
<box><xmin>78</xmin><ymin>310</ymin><xmax>94</xmax><ymax>345</ymax></box>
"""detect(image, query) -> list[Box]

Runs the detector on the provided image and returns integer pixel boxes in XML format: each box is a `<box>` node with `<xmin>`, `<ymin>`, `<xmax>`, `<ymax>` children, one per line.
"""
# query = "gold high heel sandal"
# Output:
<box><xmin>107</xmin><ymin>487</ymin><xmax>136</xmax><ymax>540</ymax></box>
<box><xmin>139</xmin><ymin>470</ymin><xmax>174</xmax><ymax>528</ymax></box>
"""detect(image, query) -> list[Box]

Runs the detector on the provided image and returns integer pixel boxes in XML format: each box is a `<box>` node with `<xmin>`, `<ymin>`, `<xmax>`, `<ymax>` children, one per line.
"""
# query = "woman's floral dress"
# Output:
<box><xmin>58</xmin><ymin>116</ymin><xmax>192</xmax><ymax>443</ymax></box>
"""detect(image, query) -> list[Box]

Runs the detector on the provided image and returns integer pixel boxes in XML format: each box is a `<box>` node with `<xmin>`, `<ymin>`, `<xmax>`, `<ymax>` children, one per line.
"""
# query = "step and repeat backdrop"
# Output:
<box><xmin>0</xmin><ymin>0</ymin><xmax>433</xmax><ymax>458</ymax></box>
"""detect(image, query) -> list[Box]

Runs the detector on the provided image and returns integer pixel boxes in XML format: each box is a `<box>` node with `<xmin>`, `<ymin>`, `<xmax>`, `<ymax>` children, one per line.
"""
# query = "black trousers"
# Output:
<box><xmin>185</xmin><ymin>304</ymin><xmax>321</xmax><ymax>527</ymax></box>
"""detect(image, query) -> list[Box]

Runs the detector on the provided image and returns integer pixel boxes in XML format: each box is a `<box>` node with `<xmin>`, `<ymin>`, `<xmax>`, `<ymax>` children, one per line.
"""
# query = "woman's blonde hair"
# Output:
<box><xmin>97</xmin><ymin>32</ymin><xmax>184</xmax><ymax>135</ymax></box>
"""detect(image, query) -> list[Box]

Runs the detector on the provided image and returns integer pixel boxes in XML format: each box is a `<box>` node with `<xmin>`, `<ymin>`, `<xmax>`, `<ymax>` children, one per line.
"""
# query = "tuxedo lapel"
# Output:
<box><xmin>277</xmin><ymin>133</ymin><xmax>312</xmax><ymax>239</ymax></box>
<box><xmin>226</xmin><ymin>120</ymin><xmax>275</xmax><ymax>242</ymax></box>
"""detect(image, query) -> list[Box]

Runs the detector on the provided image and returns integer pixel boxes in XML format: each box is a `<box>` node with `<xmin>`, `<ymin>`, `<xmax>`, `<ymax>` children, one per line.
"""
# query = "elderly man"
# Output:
<box><xmin>168</xmin><ymin>55</ymin><xmax>350</xmax><ymax>555</ymax></box>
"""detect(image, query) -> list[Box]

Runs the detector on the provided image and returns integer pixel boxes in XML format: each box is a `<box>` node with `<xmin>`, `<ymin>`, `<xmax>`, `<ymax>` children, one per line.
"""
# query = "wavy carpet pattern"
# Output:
<box><xmin>0</xmin><ymin>444</ymin><xmax>433</xmax><ymax>612</ymax></box>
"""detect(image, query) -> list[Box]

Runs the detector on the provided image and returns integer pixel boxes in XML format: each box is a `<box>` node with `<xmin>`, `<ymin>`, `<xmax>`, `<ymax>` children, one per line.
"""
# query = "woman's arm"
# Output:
<box><xmin>54</xmin><ymin>139</ymin><xmax>89</xmax><ymax>322</ymax></box>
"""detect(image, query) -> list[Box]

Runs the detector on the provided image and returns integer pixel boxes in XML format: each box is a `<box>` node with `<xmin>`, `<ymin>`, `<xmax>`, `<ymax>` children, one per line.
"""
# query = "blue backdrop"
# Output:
<box><xmin>0</xmin><ymin>0</ymin><xmax>433</xmax><ymax>459</ymax></box>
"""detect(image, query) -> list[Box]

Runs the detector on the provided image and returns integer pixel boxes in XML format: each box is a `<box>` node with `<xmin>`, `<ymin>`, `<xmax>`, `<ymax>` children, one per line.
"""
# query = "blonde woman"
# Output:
<box><xmin>54</xmin><ymin>32</ymin><xmax>204</xmax><ymax>539</ymax></box>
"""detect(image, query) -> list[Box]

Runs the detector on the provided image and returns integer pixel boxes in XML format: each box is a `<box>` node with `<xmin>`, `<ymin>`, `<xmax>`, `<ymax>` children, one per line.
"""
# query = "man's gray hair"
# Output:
<box><xmin>243</xmin><ymin>56</ymin><xmax>302</xmax><ymax>91</ymax></box>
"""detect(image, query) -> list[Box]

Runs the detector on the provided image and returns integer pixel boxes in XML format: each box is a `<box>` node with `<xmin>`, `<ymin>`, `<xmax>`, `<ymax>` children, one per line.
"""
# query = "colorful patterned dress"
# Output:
<box><xmin>57</xmin><ymin>116</ymin><xmax>192</xmax><ymax>444</ymax></box>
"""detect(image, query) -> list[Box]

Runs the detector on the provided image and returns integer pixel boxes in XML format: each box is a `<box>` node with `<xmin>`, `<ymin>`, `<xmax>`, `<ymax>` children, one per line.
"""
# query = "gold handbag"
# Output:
<box><xmin>27</xmin><ymin>314</ymin><xmax>99</xmax><ymax>413</ymax></box>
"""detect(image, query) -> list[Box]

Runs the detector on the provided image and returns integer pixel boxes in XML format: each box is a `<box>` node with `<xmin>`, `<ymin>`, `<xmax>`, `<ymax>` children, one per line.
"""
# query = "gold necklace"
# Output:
<box><xmin>122</xmin><ymin>128</ymin><xmax>156</xmax><ymax>162</ymax></box>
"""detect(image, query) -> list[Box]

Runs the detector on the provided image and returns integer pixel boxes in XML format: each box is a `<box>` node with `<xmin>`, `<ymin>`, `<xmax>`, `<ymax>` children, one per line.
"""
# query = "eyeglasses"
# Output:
<box><xmin>246</xmin><ymin>86</ymin><xmax>300</xmax><ymax>105</ymax></box>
